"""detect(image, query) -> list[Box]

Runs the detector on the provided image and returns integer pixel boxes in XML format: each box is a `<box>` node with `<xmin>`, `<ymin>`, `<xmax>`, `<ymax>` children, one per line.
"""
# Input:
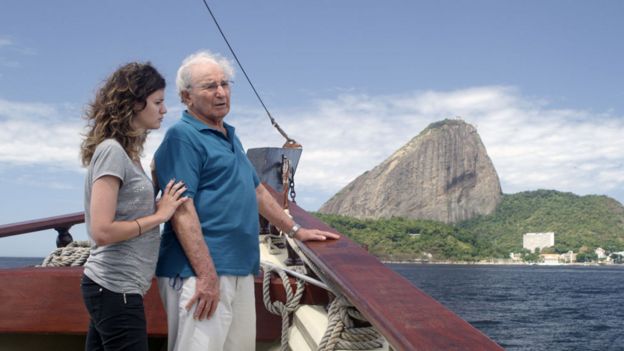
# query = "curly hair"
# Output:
<box><xmin>80</xmin><ymin>62</ymin><xmax>166</xmax><ymax>166</ymax></box>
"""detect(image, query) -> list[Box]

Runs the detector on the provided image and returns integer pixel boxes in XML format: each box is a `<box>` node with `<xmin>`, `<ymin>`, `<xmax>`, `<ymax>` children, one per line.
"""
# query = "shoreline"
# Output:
<box><xmin>382</xmin><ymin>260</ymin><xmax>622</xmax><ymax>267</ymax></box>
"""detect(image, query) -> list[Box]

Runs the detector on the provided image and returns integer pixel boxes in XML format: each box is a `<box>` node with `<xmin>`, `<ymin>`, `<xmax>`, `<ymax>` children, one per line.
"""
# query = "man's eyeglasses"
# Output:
<box><xmin>195</xmin><ymin>80</ymin><xmax>233</xmax><ymax>92</ymax></box>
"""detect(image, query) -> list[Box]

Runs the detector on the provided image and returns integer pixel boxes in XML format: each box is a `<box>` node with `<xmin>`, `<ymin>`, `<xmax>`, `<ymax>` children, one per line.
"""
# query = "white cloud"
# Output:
<box><xmin>0</xmin><ymin>35</ymin><xmax>36</xmax><ymax>68</ymax></box>
<box><xmin>2</xmin><ymin>87</ymin><xmax>623</xmax><ymax>210</ymax></box>
<box><xmin>0</xmin><ymin>35</ymin><xmax>38</xmax><ymax>54</ymax></box>
<box><xmin>234</xmin><ymin>86</ymin><xmax>624</xmax><ymax>208</ymax></box>
<box><xmin>0</xmin><ymin>99</ymin><xmax>84</xmax><ymax>168</ymax></box>
<box><xmin>0</xmin><ymin>36</ymin><xmax>12</xmax><ymax>48</ymax></box>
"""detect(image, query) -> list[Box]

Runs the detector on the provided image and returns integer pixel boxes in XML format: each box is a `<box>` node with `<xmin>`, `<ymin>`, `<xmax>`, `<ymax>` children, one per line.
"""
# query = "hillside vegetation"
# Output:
<box><xmin>460</xmin><ymin>190</ymin><xmax>624</xmax><ymax>256</ymax></box>
<box><xmin>313</xmin><ymin>213</ymin><xmax>484</xmax><ymax>261</ymax></box>
<box><xmin>314</xmin><ymin>190</ymin><xmax>624</xmax><ymax>261</ymax></box>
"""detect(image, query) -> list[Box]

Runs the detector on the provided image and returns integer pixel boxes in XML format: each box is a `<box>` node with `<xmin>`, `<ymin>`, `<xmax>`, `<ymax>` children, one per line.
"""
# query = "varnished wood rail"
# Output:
<box><xmin>0</xmin><ymin>212</ymin><xmax>84</xmax><ymax>247</ymax></box>
<box><xmin>265</xmin><ymin>186</ymin><xmax>504</xmax><ymax>351</ymax></box>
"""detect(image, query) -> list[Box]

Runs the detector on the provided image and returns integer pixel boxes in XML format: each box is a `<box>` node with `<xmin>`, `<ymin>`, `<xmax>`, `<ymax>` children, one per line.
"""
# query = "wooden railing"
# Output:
<box><xmin>0</xmin><ymin>189</ymin><xmax>504</xmax><ymax>350</ymax></box>
<box><xmin>271</xmin><ymin>187</ymin><xmax>504</xmax><ymax>351</ymax></box>
<box><xmin>0</xmin><ymin>212</ymin><xmax>84</xmax><ymax>247</ymax></box>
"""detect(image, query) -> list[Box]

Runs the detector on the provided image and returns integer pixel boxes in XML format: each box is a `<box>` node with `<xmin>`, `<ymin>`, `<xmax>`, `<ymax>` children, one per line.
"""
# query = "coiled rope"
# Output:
<box><xmin>317</xmin><ymin>296</ymin><xmax>384</xmax><ymax>350</ymax></box>
<box><xmin>262</xmin><ymin>263</ymin><xmax>305</xmax><ymax>351</ymax></box>
<box><xmin>262</xmin><ymin>262</ymin><xmax>384</xmax><ymax>350</ymax></box>
<box><xmin>39</xmin><ymin>240</ymin><xmax>91</xmax><ymax>267</ymax></box>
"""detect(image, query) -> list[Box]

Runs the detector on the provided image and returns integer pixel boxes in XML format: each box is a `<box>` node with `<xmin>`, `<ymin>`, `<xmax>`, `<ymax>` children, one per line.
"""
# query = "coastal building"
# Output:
<box><xmin>509</xmin><ymin>252</ymin><xmax>522</xmax><ymax>262</ymax></box>
<box><xmin>595</xmin><ymin>247</ymin><xmax>607</xmax><ymax>260</ymax></box>
<box><xmin>523</xmin><ymin>232</ymin><xmax>555</xmax><ymax>252</ymax></box>
<box><xmin>560</xmin><ymin>251</ymin><xmax>577</xmax><ymax>263</ymax></box>
<box><xmin>540</xmin><ymin>254</ymin><xmax>560</xmax><ymax>265</ymax></box>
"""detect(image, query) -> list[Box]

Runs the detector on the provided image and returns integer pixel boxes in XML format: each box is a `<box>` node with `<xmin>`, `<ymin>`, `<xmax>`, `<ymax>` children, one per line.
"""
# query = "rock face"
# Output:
<box><xmin>319</xmin><ymin>119</ymin><xmax>502</xmax><ymax>223</ymax></box>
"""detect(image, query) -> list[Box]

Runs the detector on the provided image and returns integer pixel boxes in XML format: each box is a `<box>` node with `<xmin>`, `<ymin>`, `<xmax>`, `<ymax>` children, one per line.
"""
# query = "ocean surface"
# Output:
<box><xmin>0</xmin><ymin>257</ymin><xmax>44</xmax><ymax>268</ymax></box>
<box><xmin>388</xmin><ymin>263</ymin><xmax>624</xmax><ymax>351</ymax></box>
<box><xmin>2</xmin><ymin>258</ymin><xmax>623</xmax><ymax>350</ymax></box>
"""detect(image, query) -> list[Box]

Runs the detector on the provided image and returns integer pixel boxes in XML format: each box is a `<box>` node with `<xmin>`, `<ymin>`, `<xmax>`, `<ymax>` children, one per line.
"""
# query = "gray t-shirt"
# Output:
<box><xmin>83</xmin><ymin>139</ymin><xmax>160</xmax><ymax>295</ymax></box>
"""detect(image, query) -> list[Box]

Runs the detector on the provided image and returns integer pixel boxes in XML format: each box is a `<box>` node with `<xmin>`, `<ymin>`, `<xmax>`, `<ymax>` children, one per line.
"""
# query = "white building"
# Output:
<box><xmin>509</xmin><ymin>252</ymin><xmax>522</xmax><ymax>262</ymax></box>
<box><xmin>523</xmin><ymin>232</ymin><xmax>555</xmax><ymax>252</ymax></box>
<box><xmin>595</xmin><ymin>247</ymin><xmax>607</xmax><ymax>259</ymax></box>
<box><xmin>560</xmin><ymin>251</ymin><xmax>577</xmax><ymax>263</ymax></box>
<box><xmin>541</xmin><ymin>254</ymin><xmax>560</xmax><ymax>265</ymax></box>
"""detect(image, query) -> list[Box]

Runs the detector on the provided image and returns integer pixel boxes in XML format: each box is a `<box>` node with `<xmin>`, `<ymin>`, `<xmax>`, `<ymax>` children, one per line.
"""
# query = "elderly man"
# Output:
<box><xmin>153</xmin><ymin>50</ymin><xmax>339</xmax><ymax>351</ymax></box>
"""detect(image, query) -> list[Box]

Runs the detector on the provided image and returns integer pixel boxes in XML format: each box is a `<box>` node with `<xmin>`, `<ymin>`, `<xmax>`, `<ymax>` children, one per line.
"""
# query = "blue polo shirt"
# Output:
<box><xmin>154</xmin><ymin>111</ymin><xmax>260</xmax><ymax>277</ymax></box>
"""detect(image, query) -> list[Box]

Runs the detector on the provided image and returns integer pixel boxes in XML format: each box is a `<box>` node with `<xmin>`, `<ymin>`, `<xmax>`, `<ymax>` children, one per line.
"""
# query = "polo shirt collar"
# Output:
<box><xmin>181</xmin><ymin>110</ymin><xmax>236</xmax><ymax>136</ymax></box>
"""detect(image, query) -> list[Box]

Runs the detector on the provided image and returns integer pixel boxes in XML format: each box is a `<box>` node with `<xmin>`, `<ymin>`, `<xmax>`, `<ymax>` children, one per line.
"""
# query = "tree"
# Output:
<box><xmin>522</xmin><ymin>252</ymin><xmax>541</xmax><ymax>263</ymax></box>
<box><xmin>576</xmin><ymin>252</ymin><xmax>598</xmax><ymax>263</ymax></box>
<box><xmin>610</xmin><ymin>253</ymin><xmax>623</xmax><ymax>264</ymax></box>
<box><xmin>541</xmin><ymin>247</ymin><xmax>556</xmax><ymax>254</ymax></box>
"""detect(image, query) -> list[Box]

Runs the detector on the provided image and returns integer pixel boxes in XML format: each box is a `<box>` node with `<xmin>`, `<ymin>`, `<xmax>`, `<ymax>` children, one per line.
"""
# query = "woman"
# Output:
<box><xmin>79</xmin><ymin>62</ymin><xmax>187</xmax><ymax>351</ymax></box>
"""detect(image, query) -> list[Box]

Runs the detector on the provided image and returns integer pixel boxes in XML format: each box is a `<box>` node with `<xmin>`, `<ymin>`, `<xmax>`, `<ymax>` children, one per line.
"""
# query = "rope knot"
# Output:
<box><xmin>317</xmin><ymin>296</ymin><xmax>385</xmax><ymax>350</ymax></box>
<box><xmin>261</xmin><ymin>263</ymin><xmax>305</xmax><ymax>351</ymax></box>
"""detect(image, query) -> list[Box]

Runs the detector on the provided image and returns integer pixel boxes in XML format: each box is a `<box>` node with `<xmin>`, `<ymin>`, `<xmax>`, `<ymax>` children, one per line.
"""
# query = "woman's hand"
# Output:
<box><xmin>156</xmin><ymin>179</ymin><xmax>188</xmax><ymax>222</ymax></box>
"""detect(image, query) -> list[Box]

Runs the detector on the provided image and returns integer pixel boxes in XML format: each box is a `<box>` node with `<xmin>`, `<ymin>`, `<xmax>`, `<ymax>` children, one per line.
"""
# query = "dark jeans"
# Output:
<box><xmin>81</xmin><ymin>275</ymin><xmax>148</xmax><ymax>351</ymax></box>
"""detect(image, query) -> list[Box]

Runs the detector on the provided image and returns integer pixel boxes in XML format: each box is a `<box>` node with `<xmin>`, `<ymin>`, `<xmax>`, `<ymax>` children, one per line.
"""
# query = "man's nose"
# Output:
<box><xmin>215</xmin><ymin>85</ymin><xmax>226</xmax><ymax>96</ymax></box>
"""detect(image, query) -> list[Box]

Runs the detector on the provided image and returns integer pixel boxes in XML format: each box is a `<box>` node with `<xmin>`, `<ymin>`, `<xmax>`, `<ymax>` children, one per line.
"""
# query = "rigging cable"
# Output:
<box><xmin>200</xmin><ymin>0</ymin><xmax>300</xmax><ymax>147</ymax></box>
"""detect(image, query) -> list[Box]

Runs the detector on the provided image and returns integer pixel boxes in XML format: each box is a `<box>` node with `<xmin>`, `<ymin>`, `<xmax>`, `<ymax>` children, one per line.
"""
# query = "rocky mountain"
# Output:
<box><xmin>319</xmin><ymin>119</ymin><xmax>502</xmax><ymax>223</ymax></box>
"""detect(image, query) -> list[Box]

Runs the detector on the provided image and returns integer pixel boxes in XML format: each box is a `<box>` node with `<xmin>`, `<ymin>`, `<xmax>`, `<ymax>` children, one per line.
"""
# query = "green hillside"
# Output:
<box><xmin>314</xmin><ymin>189</ymin><xmax>624</xmax><ymax>261</ymax></box>
<box><xmin>459</xmin><ymin>189</ymin><xmax>624</xmax><ymax>256</ymax></box>
<box><xmin>312</xmin><ymin>213</ymin><xmax>483</xmax><ymax>261</ymax></box>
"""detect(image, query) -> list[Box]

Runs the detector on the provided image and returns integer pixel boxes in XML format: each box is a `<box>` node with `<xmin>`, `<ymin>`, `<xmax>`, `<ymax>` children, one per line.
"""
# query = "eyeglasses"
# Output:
<box><xmin>194</xmin><ymin>80</ymin><xmax>233</xmax><ymax>92</ymax></box>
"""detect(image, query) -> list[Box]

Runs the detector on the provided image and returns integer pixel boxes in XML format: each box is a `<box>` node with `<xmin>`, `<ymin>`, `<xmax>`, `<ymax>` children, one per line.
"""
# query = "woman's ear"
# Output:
<box><xmin>133</xmin><ymin>101</ymin><xmax>146</xmax><ymax>113</ymax></box>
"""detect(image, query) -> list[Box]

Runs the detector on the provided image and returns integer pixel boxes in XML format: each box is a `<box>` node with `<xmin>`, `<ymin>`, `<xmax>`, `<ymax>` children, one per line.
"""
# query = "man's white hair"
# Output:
<box><xmin>176</xmin><ymin>50</ymin><xmax>235</xmax><ymax>101</ymax></box>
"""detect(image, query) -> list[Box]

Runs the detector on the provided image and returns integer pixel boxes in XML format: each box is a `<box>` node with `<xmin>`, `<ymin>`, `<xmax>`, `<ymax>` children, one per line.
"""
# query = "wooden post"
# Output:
<box><xmin>54</xmin><ymin>226</ymin><xmax>74</xmax><ymax>248</ymax></box>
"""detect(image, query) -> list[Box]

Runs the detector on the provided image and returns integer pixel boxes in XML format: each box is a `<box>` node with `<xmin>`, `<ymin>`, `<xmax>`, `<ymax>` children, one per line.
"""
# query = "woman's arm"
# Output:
<box><xmin>89</xmin><ymin>176</ymin><xmax>187</xmax><ymax>246</ymax></box>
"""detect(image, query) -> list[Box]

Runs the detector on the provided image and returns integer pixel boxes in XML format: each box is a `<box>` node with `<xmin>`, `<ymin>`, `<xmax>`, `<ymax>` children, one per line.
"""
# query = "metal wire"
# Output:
<box><xmin>200</xmin><ymin>0</ymin><xmax>298</xmax><ymax>145</ymax></box>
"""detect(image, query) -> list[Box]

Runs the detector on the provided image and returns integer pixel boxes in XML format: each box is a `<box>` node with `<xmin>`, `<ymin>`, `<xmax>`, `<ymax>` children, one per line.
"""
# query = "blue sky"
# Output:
<box><xmin>1</xmin><ymin>1</ymin><xmax>623</xmax><ymax>257</ymax></box>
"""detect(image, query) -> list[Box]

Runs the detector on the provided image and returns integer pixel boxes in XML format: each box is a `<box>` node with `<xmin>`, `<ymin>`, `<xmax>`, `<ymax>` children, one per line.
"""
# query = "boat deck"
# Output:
<box><xmin>0</xmin><ymin>185</ymin><xmax>503</xmax><ymax>351</ymax></box>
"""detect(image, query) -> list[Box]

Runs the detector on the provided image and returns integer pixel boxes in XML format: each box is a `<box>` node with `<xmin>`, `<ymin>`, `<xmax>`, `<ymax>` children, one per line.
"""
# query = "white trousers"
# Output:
<box><xmin>158</xmin><ymin>275</ymin><xmax>256</xmax><ymax>351</ymax></box>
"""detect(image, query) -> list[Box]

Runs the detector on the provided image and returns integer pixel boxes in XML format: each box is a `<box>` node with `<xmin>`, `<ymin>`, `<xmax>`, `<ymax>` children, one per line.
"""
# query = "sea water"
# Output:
<box><xmin>389</xmin><ymin>263</ymin><xmax>624</xmax><ymax>351</ymax></box>
<box><xmin>0</xmin><ymin>257</ymin><xmax>43</xmax><ymax>268</ymax></box>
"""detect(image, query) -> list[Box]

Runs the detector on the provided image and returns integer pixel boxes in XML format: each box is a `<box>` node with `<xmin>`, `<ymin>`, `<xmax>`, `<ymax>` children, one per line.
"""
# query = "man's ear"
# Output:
<box><xmin>180</xmin><ymin>91</ymin><xmax>191</xmax><ymax>106</ymax></box>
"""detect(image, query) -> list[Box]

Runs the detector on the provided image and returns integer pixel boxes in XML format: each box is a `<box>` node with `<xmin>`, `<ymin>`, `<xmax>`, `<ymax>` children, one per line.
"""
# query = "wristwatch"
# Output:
<box><xmin>287</xmin><ymin>223</ymin><xmax>301</xmax><ymax>238</ymax></box>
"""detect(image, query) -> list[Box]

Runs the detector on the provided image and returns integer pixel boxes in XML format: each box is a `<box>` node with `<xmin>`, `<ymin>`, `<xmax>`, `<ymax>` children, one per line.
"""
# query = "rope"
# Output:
<box><xmin>39</xmin><ymin>240</ymin><xmax>91</xmax><ymax>267</ymax></box>
<box><xmin>265</xmin><ymin>224</ymin><xmax>383</xmax><ymax>350</ymax></box>
<box><xmin>262</xmin><ymin>259</ymin><xmax>383</xmax><ymax>350</ymax></box>
<box><xmin>317</xmin><ymin>296</ymin><xmax>384</xmax><ymax>350</ymax></box>
<box><xmin>265</xmin><ymin>233</ymin><xmax>285</xmax><ymax>255</ymax></box>
<box><xmin>261</xmin><ymin>263</ymin><xmax>305</xmax><ymax>351</ymax></box>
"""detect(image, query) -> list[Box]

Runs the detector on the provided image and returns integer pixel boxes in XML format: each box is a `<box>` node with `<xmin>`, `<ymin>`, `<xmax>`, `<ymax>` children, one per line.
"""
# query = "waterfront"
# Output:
<box><xmin>2</xmin><ymin>258</ymin><xmax>623</xmax><ymax>350</ymax></box>
<box><xmin>389</xmin><ymin>263</ymin><xmax>624</xmax><ymax>351</ymax></box>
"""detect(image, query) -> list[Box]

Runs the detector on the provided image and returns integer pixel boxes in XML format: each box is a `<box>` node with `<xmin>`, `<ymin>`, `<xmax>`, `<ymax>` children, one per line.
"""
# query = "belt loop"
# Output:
<box><xmin>123</xmin><ymin>293</ymin><xmax>127</xmax><ymax>304</ymax></box>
